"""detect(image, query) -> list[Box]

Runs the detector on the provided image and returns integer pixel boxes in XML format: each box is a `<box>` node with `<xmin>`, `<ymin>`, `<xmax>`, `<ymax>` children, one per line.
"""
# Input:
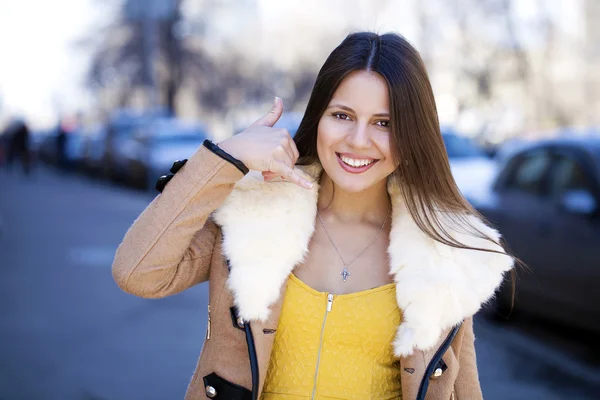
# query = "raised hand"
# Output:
<box><xmin>218</xmin><ymin>97</ymin><xmax>313</xmax><ymax>189</ymax></box>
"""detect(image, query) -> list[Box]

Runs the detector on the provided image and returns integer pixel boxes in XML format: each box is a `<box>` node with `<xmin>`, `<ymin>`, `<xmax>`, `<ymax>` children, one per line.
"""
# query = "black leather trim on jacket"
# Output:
<box><xmin>244</xmin><ymin>322</ymin><xmax>260</xmax><ymax>400</ymax></box>
<box><xmin>155</xmin><ymin>159</ymin><xmax>188</xmax><ymax>193</ymax></box>
<box><xmin>202</xmin><ymin>372</ymin><xmax>252</xmax><ymax>400</ymax></box>
<box><xmin>155</xmin><ymin>174</ymin><xmax>174</xmax><ymax>193</ymax></box>
<box><xmin>169</xmin><ymin>159</ymin><xmax>187</xmax><ymax>173</ymax></box>
<box><xmin>203</xmin><ymin>139</ymin><xmax>249</xmax><ymax>175</ymax></box>
<box><xmin>416</xmin><ymin>321</ymin><xmax>463</xmax><ymax>400</ymax></box>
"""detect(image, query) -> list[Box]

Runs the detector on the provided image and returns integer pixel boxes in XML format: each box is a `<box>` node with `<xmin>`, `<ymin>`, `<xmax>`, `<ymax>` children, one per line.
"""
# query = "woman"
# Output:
<box><xmin>112</xmin><ymin>32</ymin><xmax>513</xmax><ymax>400</ymax></box>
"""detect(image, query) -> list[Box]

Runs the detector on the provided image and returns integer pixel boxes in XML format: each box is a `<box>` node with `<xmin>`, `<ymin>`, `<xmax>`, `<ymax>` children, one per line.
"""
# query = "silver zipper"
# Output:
<box><xmin>206</xmin><ymin>304</ymin><xmax>211</xmax><ymax>340</ymax></box>
<box><xmin>311</xmin><ymin>294</ymin><xmax>333</xmax><ymax>400</ymax></box>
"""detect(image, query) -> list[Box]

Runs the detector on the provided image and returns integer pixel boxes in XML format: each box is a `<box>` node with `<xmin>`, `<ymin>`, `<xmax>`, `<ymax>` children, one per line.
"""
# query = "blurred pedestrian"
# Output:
<box><xmin>6</xmin><ymin>119</ymin><xmax>32</xmax><ymax>176</ymax></box>
<box><xmin>112</xmin><ymin>32</ymin><xmax>515</xmax><ymax>400</ymax></box>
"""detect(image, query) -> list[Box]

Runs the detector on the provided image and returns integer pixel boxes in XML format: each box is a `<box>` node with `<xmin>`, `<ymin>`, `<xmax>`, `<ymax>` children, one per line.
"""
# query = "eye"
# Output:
<box><xmin>333</xmin><ymin>112</ymin><xmax>351</xmax><ymax>121</ymax></box>
<box><xmin>377</xmin><ymin>120</ymin><xmax>390</xmax><ymax>128</ymax></box>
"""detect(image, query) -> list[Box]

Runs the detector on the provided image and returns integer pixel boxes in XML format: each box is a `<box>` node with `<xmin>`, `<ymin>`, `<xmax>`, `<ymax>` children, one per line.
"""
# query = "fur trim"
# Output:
<box><xmin>387</xmin><ymin>184</ymin><xmax>513</xmax><ymax>356</ymax></box>
<box><xmin>213</xmin><ymin>165</ymin><xmax>513</xmax><ymax>356</ymax></box>
<box><xmin>212</xmin><ymin>169</ymin><xmax>320</xmax><ymax>321</ymax></box>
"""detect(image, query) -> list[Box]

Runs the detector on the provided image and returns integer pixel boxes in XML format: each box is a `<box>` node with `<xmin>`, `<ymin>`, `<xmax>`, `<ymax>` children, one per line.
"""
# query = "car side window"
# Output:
<box><xmin>502</xmin><ymin>149</ymin><xmax>551</xmax><ymax>195</ymax></box>
<box><xmin>547</xmin><ymin>154</ymin><xmax>593</xmax><ymax>198</ymax></box>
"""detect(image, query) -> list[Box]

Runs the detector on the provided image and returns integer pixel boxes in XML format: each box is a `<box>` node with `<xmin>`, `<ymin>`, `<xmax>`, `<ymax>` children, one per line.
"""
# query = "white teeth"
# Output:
<box><xmin>340</xmin><ymin>155</ymin><xmax>375</xmax><ymax>167</ymax></box>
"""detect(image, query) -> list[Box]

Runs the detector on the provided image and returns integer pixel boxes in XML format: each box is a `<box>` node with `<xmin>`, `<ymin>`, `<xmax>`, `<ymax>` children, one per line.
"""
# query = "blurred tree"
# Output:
<box><xmin>432</xmin><ymin>0</ymin><xmax>590</xmax><ymax>135</ymax></box>
<box><xmin>443</xmin><ymin>0</ymin><xmax>531</xmax><ymax>106</ymax></box>
<box><xmin>85</xmin><ymin>0</ymin><xmax>194</xmax><ymax>114</ymax></box>
<box><xmin>83</xmin><ymin>0</ymin><xmax>316</xmax><ymax>118</ymax></box>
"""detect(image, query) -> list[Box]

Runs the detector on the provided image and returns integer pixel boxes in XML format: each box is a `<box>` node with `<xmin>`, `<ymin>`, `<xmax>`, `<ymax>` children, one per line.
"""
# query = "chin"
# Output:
<box><xmin>325</xmin><ymin>169</ymin><xmax>385</xmax><ymax>194</ymax></box>
<box><xmin>332</xmin><ymin>181</ymin><xmax>370</xmax><ymax>193</ymax></box>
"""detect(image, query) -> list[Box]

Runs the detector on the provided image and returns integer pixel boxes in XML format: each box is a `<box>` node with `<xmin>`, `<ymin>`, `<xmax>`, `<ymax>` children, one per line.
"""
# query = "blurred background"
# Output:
<box><xmin>0</xmin><ymin>0</ymin><xmax>599</xmax><ymax>399</ymax></box>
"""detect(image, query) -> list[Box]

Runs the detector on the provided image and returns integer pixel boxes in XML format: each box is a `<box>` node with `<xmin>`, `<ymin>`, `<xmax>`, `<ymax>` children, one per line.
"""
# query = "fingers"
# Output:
<box><xmin>278</xmin><ymin>144</ymin><xmax>296</xmax><ymax>171</ymax></box>
<box><xmin>262</xmin><ymin>171</ymin><xmax>278</xmax><ymax>181</ymax></box>
<box><xmin>289</xmin><ymin>136</ymin><xmax>299</xmax><ymax>161</ymax></box>
<box><xmin>263</xmin><ymin>165</ymin><xmax>313</xmax><ymax>189</ymax></box>
<box><xmin>250</xmin><ymin>97</ymin><xmax>284</xmax><ymax>128</ymax></box>
<box><xmin>269</xmin><ymin>134</ymin><xmax>297</xmax><ymax>172</ymax></box>
<box><xmin>274</xmin><ymin>163</ymin><xmax>313</xmax><ymax>189</ymax></box>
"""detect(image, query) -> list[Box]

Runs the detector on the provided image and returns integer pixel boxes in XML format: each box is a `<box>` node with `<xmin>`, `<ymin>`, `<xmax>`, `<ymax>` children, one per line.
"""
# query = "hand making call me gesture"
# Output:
<box><xmin>217</xmin><ymin>97</ymin><xmax>314</xmax><ymax>190</ymax></box>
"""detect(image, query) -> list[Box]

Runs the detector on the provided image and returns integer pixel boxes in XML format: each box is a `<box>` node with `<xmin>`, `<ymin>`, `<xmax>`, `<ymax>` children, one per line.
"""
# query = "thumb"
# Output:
<box><xmin>251</xmin><ymin>97</ymin><xmax>283</xmax><ymax>127</ymax></box>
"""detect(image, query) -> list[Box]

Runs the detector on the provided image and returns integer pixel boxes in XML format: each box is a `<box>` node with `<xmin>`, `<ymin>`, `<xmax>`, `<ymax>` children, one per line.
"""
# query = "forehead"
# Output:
<box><xmin>329</xmin><ymin>70</ymin><xmax>389</xmax><ymax>111</ymax></box>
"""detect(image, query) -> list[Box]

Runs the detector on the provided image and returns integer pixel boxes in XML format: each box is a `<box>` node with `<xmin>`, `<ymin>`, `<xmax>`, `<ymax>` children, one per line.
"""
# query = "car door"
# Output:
<box><xmin>541</xmin><ymin>147</ymin><xmax>600</xmax><ymax>332</ymax></box>
<box><xmin>490</xmin><ymin>147</ymin><xmax>555</xmax><ymax>314</ymax></box>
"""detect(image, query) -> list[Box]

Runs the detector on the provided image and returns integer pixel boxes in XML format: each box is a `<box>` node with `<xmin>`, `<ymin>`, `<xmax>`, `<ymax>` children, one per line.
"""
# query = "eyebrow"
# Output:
<box><xmin>327</xmin><ymin>103</ymin><xmax>390</xmax><ymax>118</ymax></box>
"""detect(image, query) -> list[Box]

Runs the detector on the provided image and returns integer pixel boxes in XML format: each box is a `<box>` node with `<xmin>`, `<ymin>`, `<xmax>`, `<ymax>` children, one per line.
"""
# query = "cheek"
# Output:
<box><xmin>372</xmin><ymin>133</ymin><xmax>399</xmax><ymax>173</ymax></box>
<box><xmin>372</xmin><ymin>132</ymin><xmax>393</xmax><ymax>158</ymax></box>
<box><xmin>318</xmin><ymin>118</ymin><xmax>347</xmax><ymax>146</ymax></box>
<box><xmin>317</xmin><ymin>119</ymin><xmax>339</xmax><ymax>157</ymax></box>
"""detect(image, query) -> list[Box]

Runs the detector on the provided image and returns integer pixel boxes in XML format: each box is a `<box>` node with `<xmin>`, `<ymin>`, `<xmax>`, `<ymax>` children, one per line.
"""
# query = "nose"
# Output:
<box><xmin>345</xmin><ymin>122</ymin><xmax>372</xmax><ymax>149</ymax></box>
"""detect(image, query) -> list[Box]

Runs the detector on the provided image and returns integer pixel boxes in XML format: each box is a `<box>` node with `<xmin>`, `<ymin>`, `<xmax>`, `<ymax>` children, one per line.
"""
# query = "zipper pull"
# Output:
<box><xmin>327</xmin><ymin>294</ymin><xmax>334</xmax><ymax>312</ymax></box>
<box><xmin>206</xmin><ymin>304</ymin><xmax>211</xmax><ymax>340</ymax></box>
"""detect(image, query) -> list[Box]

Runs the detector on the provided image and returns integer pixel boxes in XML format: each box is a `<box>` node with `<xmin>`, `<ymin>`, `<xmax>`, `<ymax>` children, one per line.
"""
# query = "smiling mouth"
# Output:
<box><xmin>336</xmin><ymin>152</ymin><xmax>379</xmax><ymax>173</ymax></box>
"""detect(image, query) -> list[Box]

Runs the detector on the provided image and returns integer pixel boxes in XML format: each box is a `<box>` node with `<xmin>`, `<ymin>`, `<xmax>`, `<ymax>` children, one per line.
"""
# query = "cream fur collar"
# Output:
<box><xmin>213</xmin><ymin>165</ymin><xmax>513</xmax><ymax>356</ymax></box>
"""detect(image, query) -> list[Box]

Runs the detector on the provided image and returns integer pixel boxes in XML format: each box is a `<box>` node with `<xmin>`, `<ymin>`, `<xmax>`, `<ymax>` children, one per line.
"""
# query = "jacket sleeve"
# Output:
<box><xmin>112</xmin><ymin>145</ymin><xmax>245</xmax><ymax>298</ymax></box>
<box><xmin>454</xmin><ymin>317</ymin><xmax>483</xmax><ymax>399</ymax></box>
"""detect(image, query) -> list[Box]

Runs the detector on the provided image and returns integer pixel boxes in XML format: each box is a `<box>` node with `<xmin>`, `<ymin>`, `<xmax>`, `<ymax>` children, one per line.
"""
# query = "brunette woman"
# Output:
<box><xmin>113</xmin><ymin>32</ymin><xmax>513</xmax><ymax>400</ymax></box>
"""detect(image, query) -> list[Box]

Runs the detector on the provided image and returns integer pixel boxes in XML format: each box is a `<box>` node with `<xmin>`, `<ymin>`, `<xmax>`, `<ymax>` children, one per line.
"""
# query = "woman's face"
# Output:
<box><xmin>317</xmin><ymin>70</ymin><xmax>398</xmax><ymax>193</ymax></box>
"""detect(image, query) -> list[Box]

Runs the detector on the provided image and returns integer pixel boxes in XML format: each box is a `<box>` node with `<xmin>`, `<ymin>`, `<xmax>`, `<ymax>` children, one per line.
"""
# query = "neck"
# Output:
<box><xmin>317</xmin><ymin>172</ymin><xmax>391</xmax><ymax>226</ymax></box>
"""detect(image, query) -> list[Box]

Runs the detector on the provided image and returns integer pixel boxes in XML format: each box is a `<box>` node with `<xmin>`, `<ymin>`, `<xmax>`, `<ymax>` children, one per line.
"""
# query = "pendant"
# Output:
<box><xmin>340</xmin><ymin>267</ymin><xmax>351</xmax><ymax>282</ymax></box>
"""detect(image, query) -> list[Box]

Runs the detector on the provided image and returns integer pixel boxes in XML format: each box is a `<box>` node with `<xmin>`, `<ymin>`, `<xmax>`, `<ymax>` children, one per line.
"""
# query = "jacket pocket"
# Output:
<box><xmin>202</xmin><ymin>372</ymin><xmax>252</xmax><ymax>400</ymax></box>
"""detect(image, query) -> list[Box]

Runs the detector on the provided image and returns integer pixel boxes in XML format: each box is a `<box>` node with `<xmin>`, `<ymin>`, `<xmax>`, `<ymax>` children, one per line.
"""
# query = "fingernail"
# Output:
<box><xmin>304</xmin><ymin>180</ymin><xmax>313</xmax><ymax>189</ymax></box>
<box><xmin>273</xmin><ymin>97</ymin><xmax>279</xmax><ymax>107</ymax></box>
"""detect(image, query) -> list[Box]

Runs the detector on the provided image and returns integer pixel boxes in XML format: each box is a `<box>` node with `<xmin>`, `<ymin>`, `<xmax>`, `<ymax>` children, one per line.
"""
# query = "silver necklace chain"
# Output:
<box><xmin>316</xmin><ymin>208</ymin><xmax>391</xmax><ymax>282</ymax></box>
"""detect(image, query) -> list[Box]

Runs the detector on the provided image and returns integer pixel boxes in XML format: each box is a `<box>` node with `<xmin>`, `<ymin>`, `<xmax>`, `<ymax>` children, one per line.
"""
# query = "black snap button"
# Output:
<box><xmin>155</xmin><ymin>174</ymin><xmax>174</xmax><ymax>193</ymax></box>
<box><xmin>170</xmin><ymin>159</ymin><xmax>188</xmax><ymax>174</ymax></box>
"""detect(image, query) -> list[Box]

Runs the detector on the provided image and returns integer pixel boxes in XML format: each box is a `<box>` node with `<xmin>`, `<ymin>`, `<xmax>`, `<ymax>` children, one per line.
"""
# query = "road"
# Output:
<box><xmin>1</xmin><ymin>167</ymin><xmax>598</xmax><ymax>400</ymax></box>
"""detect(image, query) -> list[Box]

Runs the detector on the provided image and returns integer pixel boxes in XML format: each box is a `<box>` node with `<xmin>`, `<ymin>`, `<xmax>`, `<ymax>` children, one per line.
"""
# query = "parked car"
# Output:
<box><xmin>80</xmin><ymin>124</ymin><xmax>109</xmax><ymax>177</ymax></box>
<box><xmin>120</xmin><ymin>118</ymin><xmax>208</xmax><ymax>190</ymax></box>
<box><xmin>472</xmin><ymin>137</ymin><xmax>600</xmax><ymax>336</ymax></box>
<box><xmin>63</xmin><ymin>130</ymin><xmax>87</xmax><ymax>171</ymax></box>
<box><xmin>103</xmin><ymin>108</ymin><xmax>171</xmax><ymax>182</ymax></box>
<box><xmin>440</xmin><ymin>127</ymin><xmax>498</xmax><ymax>201</ymax></box>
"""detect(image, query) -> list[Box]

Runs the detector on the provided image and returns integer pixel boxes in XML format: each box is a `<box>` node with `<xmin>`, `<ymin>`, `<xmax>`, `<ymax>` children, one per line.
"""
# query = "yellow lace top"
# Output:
<box><xmin>261</xmin><ymin>273</ymin><xmax>403</xmax><ymax>400</ymax></box>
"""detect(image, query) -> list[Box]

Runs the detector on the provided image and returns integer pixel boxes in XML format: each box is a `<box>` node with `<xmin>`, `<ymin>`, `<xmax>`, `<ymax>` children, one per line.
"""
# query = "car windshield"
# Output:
<box><xmin>442</xmin><ymin>133</ymin><xmax>486</xmax><ymax>159</ymax></box>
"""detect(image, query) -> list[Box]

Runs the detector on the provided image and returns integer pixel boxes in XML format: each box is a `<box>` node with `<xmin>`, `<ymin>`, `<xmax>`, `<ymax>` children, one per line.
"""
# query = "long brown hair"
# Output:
<box><xmin>294</xmin><ymin>31</ymin><xmax>509</xmax><ymax>256</ymax></box>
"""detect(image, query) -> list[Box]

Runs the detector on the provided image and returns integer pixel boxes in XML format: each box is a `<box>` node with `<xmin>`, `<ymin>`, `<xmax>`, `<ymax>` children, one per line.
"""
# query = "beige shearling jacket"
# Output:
<box><xmin>112</xmin><ymin>144</ymin><xmax>513</xmax><ymax>400</ymax></box>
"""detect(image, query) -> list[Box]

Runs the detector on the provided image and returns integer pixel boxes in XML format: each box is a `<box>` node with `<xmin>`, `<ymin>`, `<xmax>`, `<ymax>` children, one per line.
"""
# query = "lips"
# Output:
<box><xmin>336</xmin><ymin>152</ymin><xmax>379</xmax><ymax>174</ymax></box>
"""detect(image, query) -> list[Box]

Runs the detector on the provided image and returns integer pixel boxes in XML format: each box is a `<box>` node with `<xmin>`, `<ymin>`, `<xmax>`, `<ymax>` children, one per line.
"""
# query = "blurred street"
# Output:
<box><xmin>0</xmin><ymin>167</ymin><xmax>599</xmax><ymax>400</ymax></box>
